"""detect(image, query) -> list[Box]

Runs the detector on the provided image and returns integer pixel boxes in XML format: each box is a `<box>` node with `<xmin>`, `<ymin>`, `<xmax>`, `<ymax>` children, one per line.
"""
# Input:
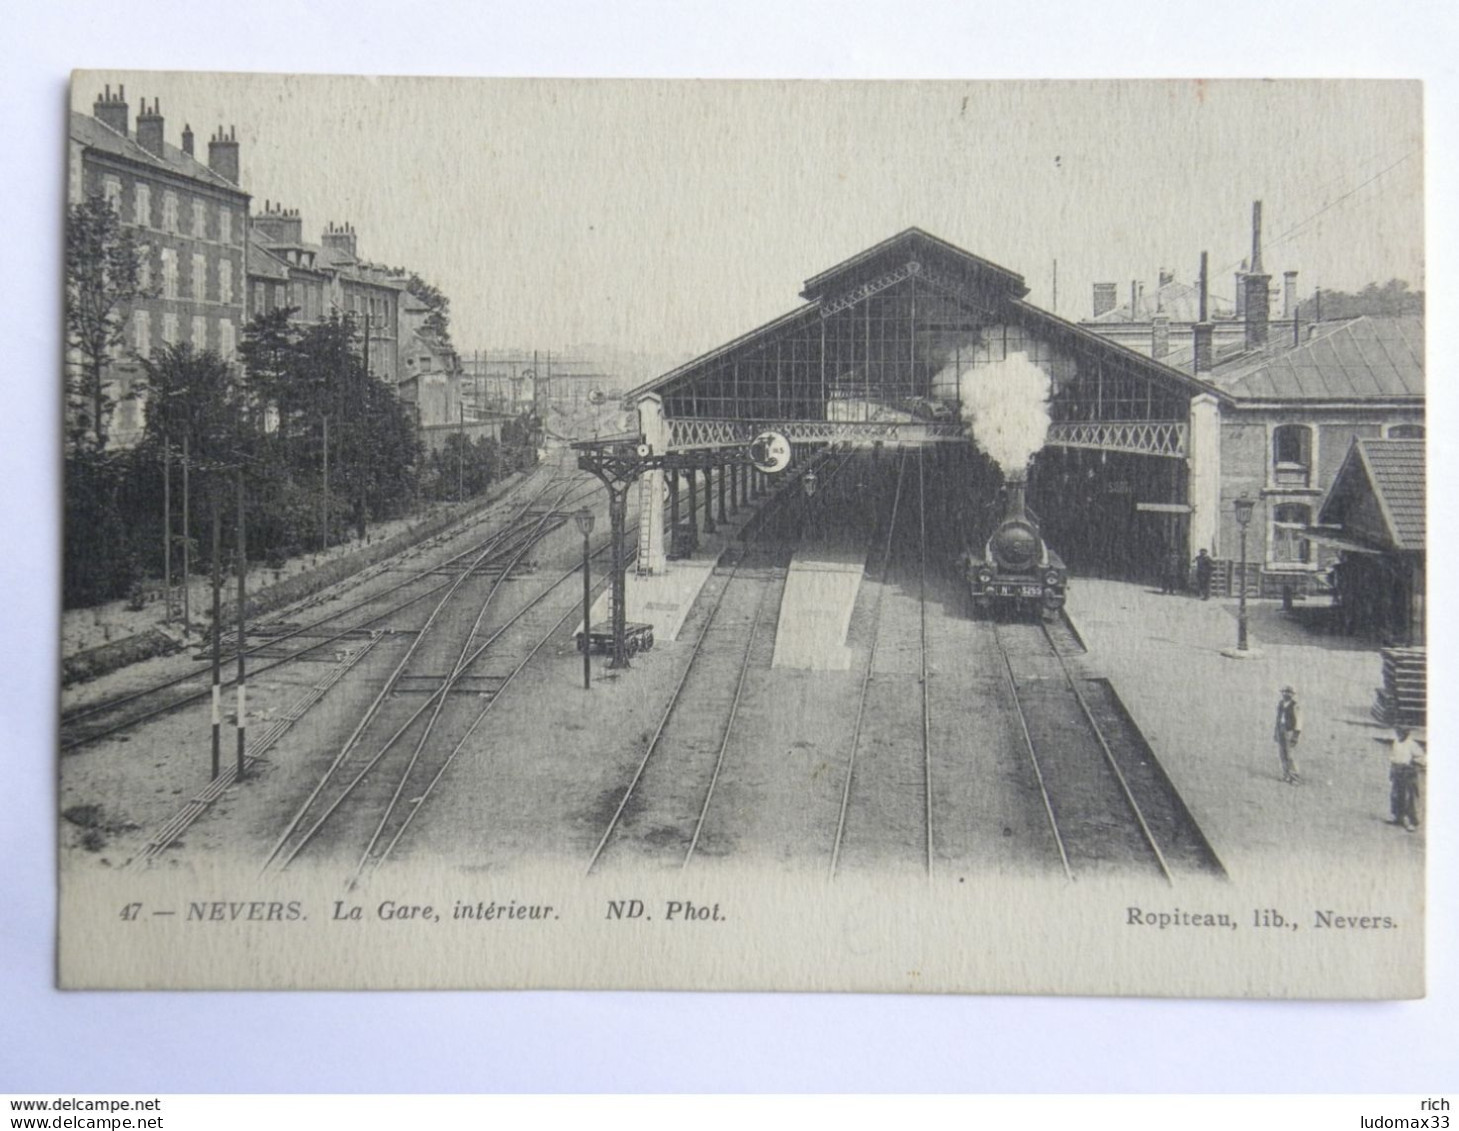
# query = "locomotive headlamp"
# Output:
<box><xmin>1045</xmin><ymin>569</ymin><xmax>1060</xmax><ymax>587</ymax></box>
<box><xmin>978</xmin><ymin>569</ymin><xmax>993</xmax><ymax>585</ymax></box>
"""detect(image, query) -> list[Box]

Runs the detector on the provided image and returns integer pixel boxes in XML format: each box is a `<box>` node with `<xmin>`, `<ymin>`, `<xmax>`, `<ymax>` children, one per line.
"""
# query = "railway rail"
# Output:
<box><xmin>585</xmin><ymin>452</ymin><xmax>850</xmax><ymax>874</ymax></box>
<box><xmin>990</xmin><ymin>617</ymin><xmax>1222</xmax><ymax>881</ymax></box>
<box><xmin>828</xmin><ymin>449</ymin><xmax>938</xmax><ymax>879</ymax></box>
<box><xmin>59</xmin><ymin>463</ymin><xmax>605</xmax><ymax>751</ymax></box>
<box><xmin>259</xmin><ymin>473</ymin><xmax>600</xmax><ymax>875</ymax></box>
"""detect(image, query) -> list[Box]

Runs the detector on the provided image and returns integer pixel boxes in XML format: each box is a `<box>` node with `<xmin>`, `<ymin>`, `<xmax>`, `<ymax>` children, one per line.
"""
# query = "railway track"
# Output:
<box><xmin>585</xmin><ymin>452</ymin><xmax>848</xmax><ymax>874</ymax></box>
<box><xmin>990</xmin><ymin>616</ymin><xmax>1223</xmax><ymax>881</ymax></box>
<box><xmin>828</xmin><ymin>449</ymin><xmax>938</xmax><ymax>879</ymax></box>
<box><xmin>59</xmin><ymin>462</ymin><xmax>602</xmax><ymax>751</ymax></box>
<box><xmin>260</xmin><ymin>472</ymin><xmax>604</xmax><ymax>876</ymax></box>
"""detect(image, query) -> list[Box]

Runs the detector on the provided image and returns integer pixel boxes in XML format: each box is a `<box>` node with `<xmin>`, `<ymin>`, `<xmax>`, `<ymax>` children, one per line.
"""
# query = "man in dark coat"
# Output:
<box><xmin>1195</xmin><ymin>548</ymin><xmax>1215</xmax><ymax>600</ymax></box>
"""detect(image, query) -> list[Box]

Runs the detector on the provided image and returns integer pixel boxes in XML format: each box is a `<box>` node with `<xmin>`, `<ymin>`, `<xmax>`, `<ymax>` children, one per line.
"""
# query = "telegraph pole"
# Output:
<box><xmin>210</xmin><ymin>490</ymin><xmax>222</xmax><ymax>780</ymax></box>
<box><xmin>235</xmin><ymin>468</ymin><xmax>248</xmax><ymax>780</ymax></box>
<box><xmin>181</xmin><ymin>430</ymin><xmax>191</xmax><ymax>635</ymax></box>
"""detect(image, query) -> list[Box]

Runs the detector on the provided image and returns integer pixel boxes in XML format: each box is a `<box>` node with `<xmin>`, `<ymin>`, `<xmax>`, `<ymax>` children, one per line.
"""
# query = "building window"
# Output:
<box><xmin>192</xmin><ymin>253</ymin><xmax>207</xmax><ymax>301</ymax></box>
<box><xmin>192</xmin><ymin>198</ymin><xmax>207</xmax><ymax>239</ymax></box>
<box><xmin>1272</xmin><ymin>424</ymin><xmax>1313</xmax><ymax>488</ymax></box>
<box><xmin>192</xmin><ymin>315</ymin><xmax>208</xmax><ymax>350</ymax></box>
<box><xmin>161</xmin><ymin>312</ymin><xmax>178</xmax><ymax>345</ymax></box>
<box><xmin>133</xmin><ymin>182</ymin><xmax>151</xmax><ymax>227</ymax></box>
<box><xmin>137</xmin><ymin>245</ymin><xmax>151</xmax><ymax>291</ymax></box>
<box><xmin>162</xmin><ymin>191</ymin><xmax>179</xmax><ymax>233</ymax></box>
<box><xmin>219</xmin><ymin>318</ymin><xmax>236</xmax><ymax>359</ymax></box>
<box><xmin>1271</xmin><ymin>502</ymin><xmax>1313</xmax><ymax>566</ymax></box>
<box><xmin>160</xmin><ymin>248</ymin><xmax>178</xmax><ymax>299</ymax></box>
<box><xmin>102</xmin><ymin>175</ymin><xmax>122</xmax><ymax>212</ymax></box>
<box><xmin>218</xmin><ymin>258</ymin><xmax>233</xmax><ymax>306</ymax></box>
<box><xmin>219</xmin><ymin>207</ymin><xmax>232</xmax><ymax>245</ymax></box>
<box><xmin>132</xmin><ymin>309</ymin><xmax>151</xmax><ymax>357</ymax></box>
<box><xmin>1385</xmin><ymin>423</ymin><xmax>1425</xmax><ymax>439</ymax></box>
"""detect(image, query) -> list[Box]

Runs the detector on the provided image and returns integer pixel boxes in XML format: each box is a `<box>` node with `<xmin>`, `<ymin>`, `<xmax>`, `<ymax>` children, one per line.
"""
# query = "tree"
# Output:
<box><xmin>1306</xmin><ymin>279</ymin><xmax>1425</xmax><ymax>320</ymax></box>
<box><xmin>136</xmin><ymin>342</ymin><xmax>241</xmax><ymax>463</ymax></box>
<box><xmin>406</xmin><ymin>273</ymin><xmax>453</xmax><ymax>347</ymax></box>
<box><xmin>238</xmin><ymin>306</ymin><xmax>300</xmax><ymax>440</ymax></box>
<box><xmin>65</xmin><ymin>195</ymin><xmax>148</xmax><ymax>452</ymax></box>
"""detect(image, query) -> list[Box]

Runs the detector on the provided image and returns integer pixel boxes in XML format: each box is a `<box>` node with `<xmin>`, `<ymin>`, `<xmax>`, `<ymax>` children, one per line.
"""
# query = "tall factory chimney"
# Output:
<box><xmin>1193</xmin><ymin>250</ymin><xmax>1213</xmax><ymax>374</ymax></box>
<box><xmin>1244</xmin><ymin>200</ymin><xmax>1271</xmax><ymax>350</ymax></box>
<box><xmin>1283</xmin><ymin>270</ymin><xmax>1298</xmax><ymax>318</ymax></box>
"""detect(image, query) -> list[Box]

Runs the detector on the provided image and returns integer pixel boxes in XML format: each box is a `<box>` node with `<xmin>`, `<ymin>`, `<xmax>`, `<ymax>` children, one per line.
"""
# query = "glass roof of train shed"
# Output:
<box><xmin>628</xmin><ymin>229</ymin><xmax>1228</xmax><ymax>455</ymax></box>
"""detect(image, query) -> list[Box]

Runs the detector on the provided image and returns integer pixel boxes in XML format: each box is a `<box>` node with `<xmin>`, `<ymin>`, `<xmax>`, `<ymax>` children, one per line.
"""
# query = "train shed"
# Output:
<box><xmin>625</xmin><ymin>228</ymin><xmax>1229</xmax><ymax>580</ymax></box>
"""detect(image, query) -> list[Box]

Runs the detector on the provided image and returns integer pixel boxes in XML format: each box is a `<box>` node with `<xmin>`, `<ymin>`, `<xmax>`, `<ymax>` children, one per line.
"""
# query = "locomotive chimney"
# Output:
<box><xmin>1004</xmin><ymin>473</ymin><xmax>1028</xmax><ymax>522</ymax></box>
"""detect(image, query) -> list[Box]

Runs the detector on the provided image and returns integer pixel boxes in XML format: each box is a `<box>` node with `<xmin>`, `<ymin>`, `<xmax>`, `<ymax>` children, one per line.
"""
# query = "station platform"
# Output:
<box><xmin>1064</xmin><ymin>578</ymin><xmax>1423</xmax><ymax>882</ymax></box>
<box><xmin>579</xmin><ymin>505</ymin><xmax>757</xmax><ymax>643</ymax></box>
<box><xmin>772</xmin><ymin>548</ymin><xmax>865</xmax><ymax>671</ymax></box>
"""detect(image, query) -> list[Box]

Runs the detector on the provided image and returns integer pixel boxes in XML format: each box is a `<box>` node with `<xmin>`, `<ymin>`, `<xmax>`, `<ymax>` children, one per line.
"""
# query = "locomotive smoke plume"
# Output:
<box><xmin>954</xmin><ymin>351</ymin><xmax>1052</xmax><ymax>477</ymax></box>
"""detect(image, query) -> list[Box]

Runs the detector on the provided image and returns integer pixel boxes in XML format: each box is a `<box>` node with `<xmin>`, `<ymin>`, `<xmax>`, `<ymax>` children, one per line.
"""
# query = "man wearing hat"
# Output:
<box><xmin>1274</xmin><ymin>686</ymin><xmax>1302</xmax><ymax>784</ymax></box>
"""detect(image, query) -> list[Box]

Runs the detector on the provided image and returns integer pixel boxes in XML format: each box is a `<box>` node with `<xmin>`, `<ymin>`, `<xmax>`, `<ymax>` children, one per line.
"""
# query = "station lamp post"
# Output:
<box><xmin>575</xmin><ymin>507</ymin><xmax>595</xmax><ymax>690</ymax></box>
<box><xmin>802</xmin><ymin>468</ymin><xmax>818</xmax><ymax>543</ymax></box>
<box><xmin>1234</xmin><ymin>493</ymin><xmax>1256</xmax><ymax>652</ymax></box>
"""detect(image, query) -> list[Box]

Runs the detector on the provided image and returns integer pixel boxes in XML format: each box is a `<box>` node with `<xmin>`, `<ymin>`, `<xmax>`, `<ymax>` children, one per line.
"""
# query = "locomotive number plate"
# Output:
<box><xmin>993</xmin><ymin>584</ymin><xmax>1044</xmax><ymax>597</ymax></box>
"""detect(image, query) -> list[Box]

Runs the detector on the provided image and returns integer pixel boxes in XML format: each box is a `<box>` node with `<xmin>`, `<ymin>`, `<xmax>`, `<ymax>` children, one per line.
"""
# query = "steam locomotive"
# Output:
<box><xmin>962</xmin><ymin>476</ymin><xmax>1068</xmax><ymax>620</ymax></box>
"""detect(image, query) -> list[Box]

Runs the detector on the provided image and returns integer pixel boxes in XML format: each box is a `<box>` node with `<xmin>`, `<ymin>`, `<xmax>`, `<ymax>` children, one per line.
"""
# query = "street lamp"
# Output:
<box><xmin>575</xmin><ymin>507</ymin><xmax>595</xmax><ymax>690</ymax></box>
<box><xmin>1234</xmin><ymin>493</ymin><xmax>1256</xmax><ymax>652</ymax></box>
<box><xmin>802</xmin><ymin>468</ymin><xmax>818</xmax><ymax>544</ymax></box>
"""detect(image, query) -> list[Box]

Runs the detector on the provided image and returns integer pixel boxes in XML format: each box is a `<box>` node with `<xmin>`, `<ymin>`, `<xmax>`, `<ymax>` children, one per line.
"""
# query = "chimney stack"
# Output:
<box><xmin>252</xmin><ymin>200</ymin><xmax>303</xmax><ymax>244</ymax></box>
<box><xmin>1244</xmin><ymin>200</ymin><xmax>1271</xmax><ymax>350</ymax></box>
<box><xmin>322</xmin><ymin>220</ymin><xmax>359</xmax><ymax>260</ymax></box>
<box><xmin>1130</xmin><ymin>279</ymin><xmax>1140</xmax><ymax>321</ymax></box>
<box><xmin>1092</xmin><ymin>282</ymin><xmax>1118</xmax><ymax>319</ymax></box>
<box><xmin>135</xmin><ymin>97</ymin><xmax>164</xmax><ymax>158</ymax></box>
<box><xmin>207</xmin><ymin>124</ymin><xmax>240</xmax><ymax>185</ymax></box>
<box><xmin>1234</xmin><ymin>263</ymin><xmax>1248</xmax><ymax>319</ymax></box>
<box><xmin>1151</xmin><ymin>312</ymin><xmax>1170</xmax><ymax>360</ymax></box>
<box><xmin>1283</xmin><ymin>270</ymin><xmax>1298</xmax><ymax>318</ymax></box>
<box><xmin>93</xmin><ymin>83</ymin><xmax>129</xmax><ymax>136</ymax></box>
<box><xmin>182</xmin><ymin>122</ymin><xmax>194</xmax><ymax>157</ymax></box>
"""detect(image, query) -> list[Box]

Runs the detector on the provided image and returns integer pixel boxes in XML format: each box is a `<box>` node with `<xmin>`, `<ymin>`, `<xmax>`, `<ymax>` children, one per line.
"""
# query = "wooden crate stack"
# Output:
<box><xmin>1372</xmin><ymin>647</ymin><xmax>1426</xmax><ymax>728</ymax></box>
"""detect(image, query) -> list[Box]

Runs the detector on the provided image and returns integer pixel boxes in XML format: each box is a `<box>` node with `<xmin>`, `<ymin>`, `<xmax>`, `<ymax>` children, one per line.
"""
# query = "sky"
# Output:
<box><xmin>75</xmin><ymin>74</ymin><xmax>1423</xmax><ymax>372</ymax></box>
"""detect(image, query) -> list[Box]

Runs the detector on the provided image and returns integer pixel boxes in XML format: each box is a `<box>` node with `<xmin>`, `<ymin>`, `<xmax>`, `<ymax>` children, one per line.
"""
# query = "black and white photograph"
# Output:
<box><xmin>55</xmin><ymin>72</ymin><xmax>1425</xmax><ymax>995</ymax></box>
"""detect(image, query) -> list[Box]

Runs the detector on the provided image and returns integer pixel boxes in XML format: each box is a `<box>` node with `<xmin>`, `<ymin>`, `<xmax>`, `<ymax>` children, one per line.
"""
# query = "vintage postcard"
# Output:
<box><xmin>59</xmin><ymin>73</ymin><xmax>1425</xmax><ymax>995</ymax></box>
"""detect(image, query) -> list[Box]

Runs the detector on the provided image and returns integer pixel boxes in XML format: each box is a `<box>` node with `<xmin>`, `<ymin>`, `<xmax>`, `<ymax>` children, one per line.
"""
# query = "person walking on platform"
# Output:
<box><xmin>1195</xmin><ymin>548</ymin><xmax>1214</xmax><ymax>601</ymax></box>
<box><xmin>1388</xmin><ymin>727</ymin><xmax>1425</xmax><ymax>831</ymax></box>
<box><xmin>1274</xmin><ymin>686</ymin><xmax>1303</xmax><ymax>784</ymax></box>
<box><xmin>1161</xmin><ymin>547</ymin><xmax>1183</xmax><ymax>595</ymax></box>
